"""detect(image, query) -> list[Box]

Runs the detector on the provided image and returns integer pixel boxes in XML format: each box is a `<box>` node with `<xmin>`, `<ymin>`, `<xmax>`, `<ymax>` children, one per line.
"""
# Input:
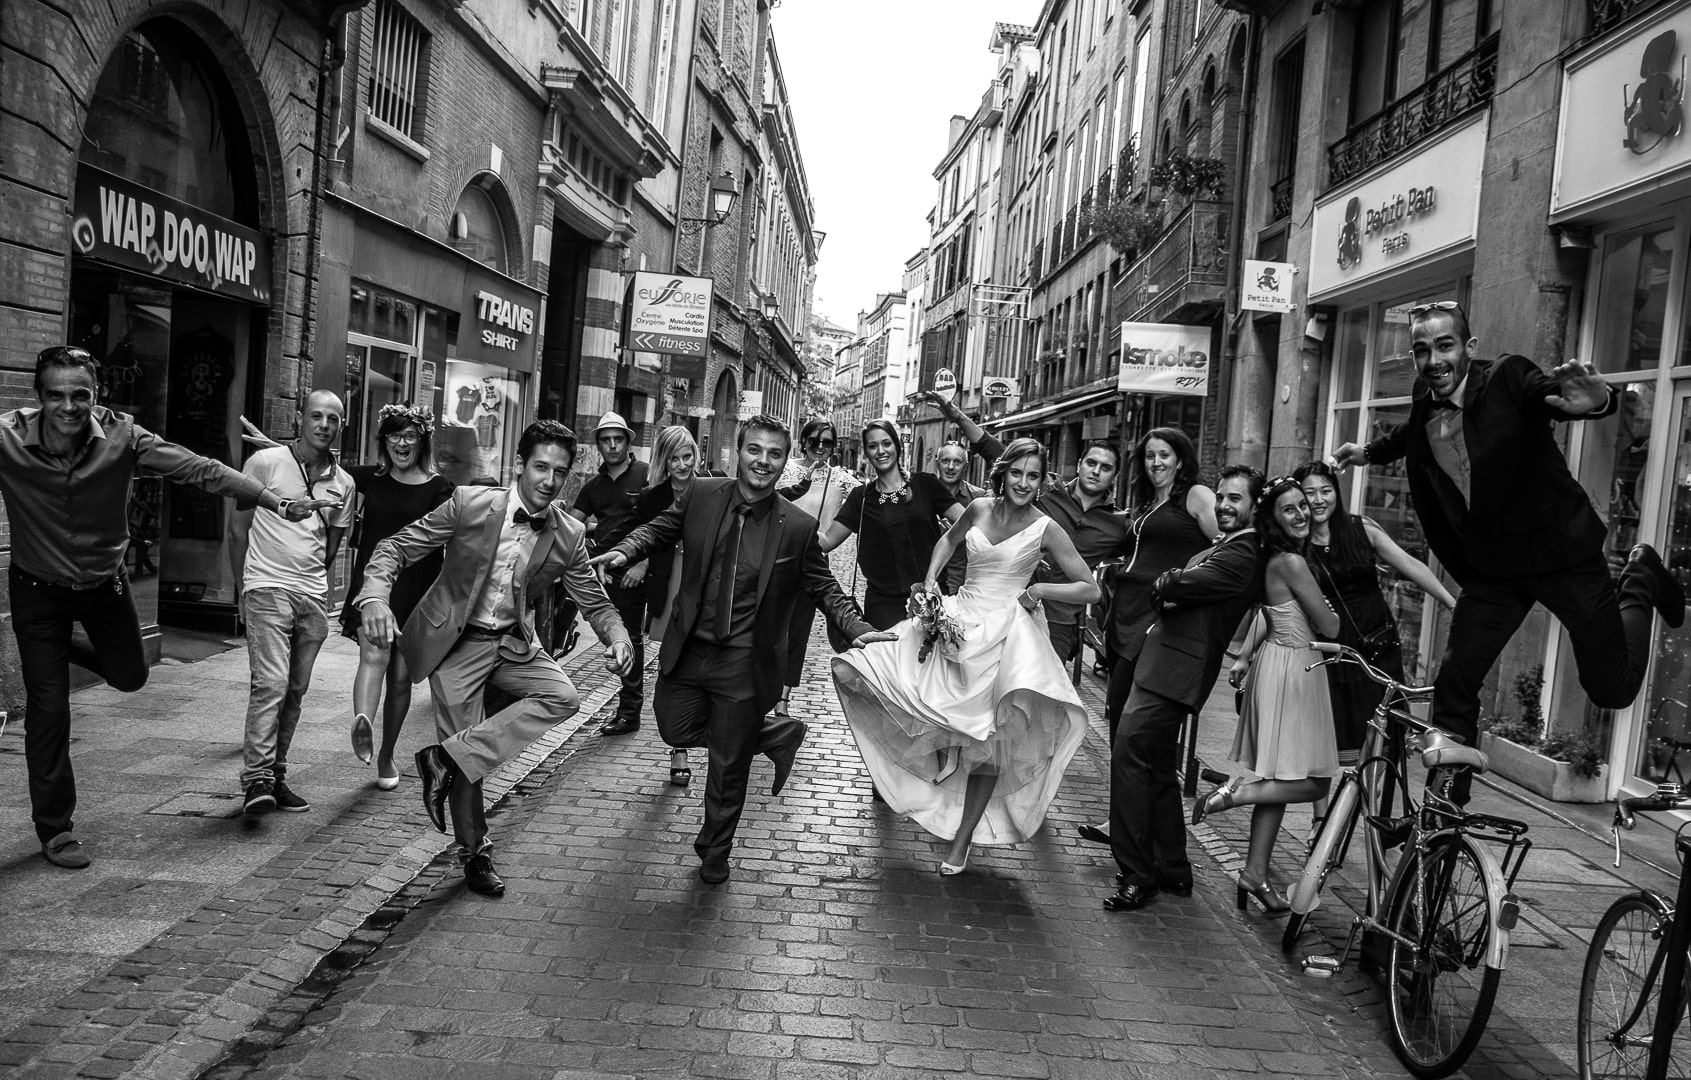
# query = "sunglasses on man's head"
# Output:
<box><xmin>1407</xmin><ymin>301</ymin><xmax>1462</xmax><ymax>318</ymax></box>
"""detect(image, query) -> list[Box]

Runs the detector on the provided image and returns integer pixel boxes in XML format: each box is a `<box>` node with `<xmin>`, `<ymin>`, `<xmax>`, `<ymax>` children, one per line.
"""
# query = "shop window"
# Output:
<box><xmin>80</xmin><ymin>22</ymin><xmax>258</xmax><ymax>225</ymax></box>
<box><xmin>1591</xmin><ymin>224</ymin><xmax>1675</xmax><ymax>372</ymax></box>
<box><xmin>367</xmin><ymin>0</ymin><xmax>430</xmax><ymax>141</ymax></box>
<box><xmin>346</xmin><ymin>285</ymin><xmax>424</xmax><ymax>466</ymax></box>
<box><xmin>1635</xmin><ymin>392</ymin><xmax>1691</xmax><ymax>782</ymax></box>
<box><xmin>1328</xmin><ymin>285</ymin><xmax>1463</xmax><ymax>681</ymax></box>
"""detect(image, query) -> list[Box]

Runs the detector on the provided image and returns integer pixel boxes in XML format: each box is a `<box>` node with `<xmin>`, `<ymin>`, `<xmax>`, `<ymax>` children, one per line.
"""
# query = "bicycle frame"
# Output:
<box><xmin>1647</xmin><ymin>834</ymin><xmax>1691</xmax><ymax>1080</ymax></box>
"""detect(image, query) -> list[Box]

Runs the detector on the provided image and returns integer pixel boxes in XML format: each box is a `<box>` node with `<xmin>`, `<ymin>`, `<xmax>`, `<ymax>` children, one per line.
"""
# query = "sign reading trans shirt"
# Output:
<box><xmin>625</xmin><ymin>272</ymin><xmax>716</xmax><ymax>379</ymax></box>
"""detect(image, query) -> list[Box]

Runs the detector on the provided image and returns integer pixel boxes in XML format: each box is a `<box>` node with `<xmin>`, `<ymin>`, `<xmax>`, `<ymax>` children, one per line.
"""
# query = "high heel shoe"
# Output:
<box><xmin>940</xmin><ymin>850</ymin><xmax>970</xmax><ymax>876</ymax></box>
<box><xmin>374</xmin><ymin>756</ymin><xmax>399</xmax><ymax>791</ymax></box>
<box><xmin>933</xmin><ymin>747</ymin><xmax>960</xmax><ymax>785</ymax></box>
<box><xmin>1190</xmin><ymin>778</ymin><xmax>1240</xmax><ymax>825</ymax></box>
<box><xmin>1236</xmin><ymin>875</ymin><xmax>1291</xmax><ymax>915</ymax></box>
<box><xmin>669</xmin><ymin>749</ymin><xmax>692</xmax><ymax>788</ymax></box>
<box><xmin>350</xmin><ymin>713</ymin><xmax>374</xmax><ymax>764</ymax></box>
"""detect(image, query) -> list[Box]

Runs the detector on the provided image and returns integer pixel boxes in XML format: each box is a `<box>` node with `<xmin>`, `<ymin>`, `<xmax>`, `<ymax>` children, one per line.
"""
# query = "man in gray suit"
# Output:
<box><xmin>357</xmin><ymin>420</ymin><xmax>632</xmax><ymax>897</ymax></box>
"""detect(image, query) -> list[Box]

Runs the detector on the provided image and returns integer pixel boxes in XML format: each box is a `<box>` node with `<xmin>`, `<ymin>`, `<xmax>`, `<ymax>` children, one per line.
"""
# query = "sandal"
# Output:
<box><xmin>669</xmin><ymin>749</ymin><xmax>691</xmax><ymax>787</ymax></box>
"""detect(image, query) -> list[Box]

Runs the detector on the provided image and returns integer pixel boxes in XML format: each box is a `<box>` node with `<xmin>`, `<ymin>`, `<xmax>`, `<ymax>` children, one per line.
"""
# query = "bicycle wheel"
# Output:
<box><xmin>1382</xmin><ymin>834</ymin><xmax>1501</xmax><ymax>1078</ymax></box>
<box><xmin>1578</xmin><ymin>891</ymin><xmax>1691</xmax><ymax>1080</ymax></box>
<box><xmin>1283</xmin><ymin>777</ymin><xmax>1361</xmax><ymax>954</ymax></box>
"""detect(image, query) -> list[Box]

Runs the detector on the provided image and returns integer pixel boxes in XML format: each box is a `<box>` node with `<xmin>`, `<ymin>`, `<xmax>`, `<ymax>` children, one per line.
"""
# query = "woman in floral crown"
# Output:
<box><xmin>831</xmin><ymin>437</ymin><xmax>1099</xmax><ymax>875</ymax></box>
<box><xmin>341</xmin><ymin>404</ymin><xmax>455</xmax><ymax>787</ymax></box>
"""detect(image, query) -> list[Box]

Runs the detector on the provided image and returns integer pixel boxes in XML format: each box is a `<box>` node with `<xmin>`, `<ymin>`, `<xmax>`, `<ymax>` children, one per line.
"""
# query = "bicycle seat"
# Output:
<box><xmin>1421</xmin><ymin>730</ymin><xmax>1488</xmax><ymax>774</ymax></box>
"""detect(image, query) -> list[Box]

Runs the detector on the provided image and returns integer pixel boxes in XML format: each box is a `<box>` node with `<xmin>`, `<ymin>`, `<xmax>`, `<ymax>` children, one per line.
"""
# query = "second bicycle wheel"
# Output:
<box><xmin>1578</xmin><ymin>891</ymin><xmax>1691</xmax><ymax>1080</ymax></box>
<box><xmin>1383</xmin><ymin>835</ymin><xmax>1501</xmax><ymax>1078</ymax></box>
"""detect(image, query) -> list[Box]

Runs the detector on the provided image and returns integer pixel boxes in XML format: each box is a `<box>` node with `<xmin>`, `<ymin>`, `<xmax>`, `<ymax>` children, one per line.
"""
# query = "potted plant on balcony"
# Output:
<box><xmin>1149</xmin><ymin>149</ymin><xmax>1228</xmax><ymax>199</ymax></box>
<box><xmin>1477</xmin><ymin>666</ymin><xmax>1610</xmax><ymax>803</ymax></box>
<box><xmin>1085</xmin><ymin>194</ymin><xmax>1167</xmax><ymax>262</ymax></box>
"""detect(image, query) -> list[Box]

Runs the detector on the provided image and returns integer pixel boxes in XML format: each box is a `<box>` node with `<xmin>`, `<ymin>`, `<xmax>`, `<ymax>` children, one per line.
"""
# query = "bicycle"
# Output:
<box><xmin>1282</xmin><ymin>642</ymin><xmax>1532</xmax><ymax>1078</ymax></box>
<box><xmin>1577</xmin><ymin>786</ymin><xmax>1691</xmax><ymax>1080</ymax></box>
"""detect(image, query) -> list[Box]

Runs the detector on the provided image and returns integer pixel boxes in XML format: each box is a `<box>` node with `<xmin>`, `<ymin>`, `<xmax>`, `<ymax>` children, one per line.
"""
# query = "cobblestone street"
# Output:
<box><xmin>0</xmin><ymin>540</ymin><xmax>1650</xmax><ymax>1079</ymax></box>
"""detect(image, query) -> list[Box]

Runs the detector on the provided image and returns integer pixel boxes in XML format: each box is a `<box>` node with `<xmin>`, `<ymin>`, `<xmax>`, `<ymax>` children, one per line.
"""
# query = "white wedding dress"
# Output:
<box><xmin>831</xmin><ymin>516</ymin><xmax>1088</xmax><ymax>846</ymax></box>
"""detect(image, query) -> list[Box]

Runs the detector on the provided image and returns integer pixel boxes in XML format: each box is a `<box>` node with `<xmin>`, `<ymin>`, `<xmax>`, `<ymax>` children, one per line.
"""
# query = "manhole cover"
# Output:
<box><xmin>147</xmin><ymin>791</ymin><xmax>244</xmax><ymax>818</ymax></box>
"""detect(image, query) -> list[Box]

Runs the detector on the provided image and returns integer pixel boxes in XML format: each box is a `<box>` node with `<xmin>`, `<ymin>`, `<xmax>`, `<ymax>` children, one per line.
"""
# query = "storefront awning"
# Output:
<box><xmin>983</xmin><ymin>386</ymin><xmax>1117</xmax><ymax>431</ymax></box>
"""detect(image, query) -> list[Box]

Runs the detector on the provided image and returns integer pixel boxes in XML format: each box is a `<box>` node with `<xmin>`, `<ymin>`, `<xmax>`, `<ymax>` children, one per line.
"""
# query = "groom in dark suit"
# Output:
<box><xmin>1108</xmin><ymin>465</ymin><xmax>1265</xmax><ymax>912</ymax></box>
<box><xmin>356</xmin><ymin>420</ymin><xmax>633</xmax><ymax>896</ymax></box>
<box><xmin>595</xmin><ymin>415</ymin><xmax>890</xmax><ymax>883</ymax></box>
<box><xmin>1334</xmin><ymin>302</ymin><xmax>1684</xmax><ymax>802</ymax></box>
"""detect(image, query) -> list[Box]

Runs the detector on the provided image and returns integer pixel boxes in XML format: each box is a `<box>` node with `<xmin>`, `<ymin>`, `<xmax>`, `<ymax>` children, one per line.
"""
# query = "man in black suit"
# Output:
<box><xmin>1334</xmin><ymin>303</ymin><xmax>1683</xmax><ymax>801</ymax></box>
<box><xmin>594</xmin><ymin>415</ymin><xmax>892</xmax><ymax>884</ymax></box>
<box><xmin>1107</xmin><ymin>465</ymin><xmax>1266</xmax><ymax>912</ymax></box>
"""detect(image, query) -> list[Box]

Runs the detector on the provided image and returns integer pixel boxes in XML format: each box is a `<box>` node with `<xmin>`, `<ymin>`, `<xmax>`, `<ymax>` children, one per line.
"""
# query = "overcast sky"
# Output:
<box><xmin>771</xmin><ymin>3</ymin><xmax>1040</xmax><ymax>329</ymax></box>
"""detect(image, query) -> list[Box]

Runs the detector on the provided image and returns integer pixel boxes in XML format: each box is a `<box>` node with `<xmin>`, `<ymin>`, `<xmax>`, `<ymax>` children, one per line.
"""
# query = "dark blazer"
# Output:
<box><xmin>1133</xmin><ymin>531</ymin><xmax>1265</xmax><ymax>710</ymax></box>
<box><xmin>613</xmin><ymin>477</ymin><xmax>875</xmax><ymax>714</ymax></box>
<box><xmin>358</xmin><ymin>486</ymin><xmax>629</xmax><ymax>682</ymax></box>
<box><xmin>1364</xmin><ymin>354</ymin><xmax>1616</xmax><ymax>583</ymax></box>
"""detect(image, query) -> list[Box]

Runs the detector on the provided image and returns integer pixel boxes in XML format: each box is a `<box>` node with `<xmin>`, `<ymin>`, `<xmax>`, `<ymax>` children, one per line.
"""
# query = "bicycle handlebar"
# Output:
<box><xmin>1611</xmin><ymin>786</ymin><xmax>1691</xmax><ymax>867</ymax></box>
<box><xmin>1306</xmin><ymin>641</ymin><xmax>1436</xmax><ymax>697</ymax></box>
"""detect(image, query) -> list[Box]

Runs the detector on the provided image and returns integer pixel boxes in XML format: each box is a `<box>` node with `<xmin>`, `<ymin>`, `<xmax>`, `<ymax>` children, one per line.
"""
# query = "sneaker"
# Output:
<box><xmin>273</xmin><ymin>781</ymin><xmax>311</xmax><ymax>813</ymax></box>
<box><xmin>244</xmin><ymin>779</ymin><xmax>276</xmax><ymax>815</ymax></box>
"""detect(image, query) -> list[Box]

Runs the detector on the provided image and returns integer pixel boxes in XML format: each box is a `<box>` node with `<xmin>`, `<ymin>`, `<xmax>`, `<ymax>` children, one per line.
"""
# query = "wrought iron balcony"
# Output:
<box><xmin>1269</xmin><ymin>173</ymin><xmax>1294</xmax><ymax>223</ymax></box>
<box><xmin>1116</xmin><ymin>199</ymin><xmax>1231</xmax><ymax>324</ymax></box>
<box><xmin>1327</xmin><ymin>32</ymin><xmax>1499</xmax><ymax>189</ymax></box>
<box><xmin>1590</xmin><ymin>0</ymin><xmax>1673</xmax><ymax>37</ymax></box>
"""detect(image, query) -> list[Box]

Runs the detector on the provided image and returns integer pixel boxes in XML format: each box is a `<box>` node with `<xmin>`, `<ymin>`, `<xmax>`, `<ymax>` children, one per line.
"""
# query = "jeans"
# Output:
<box><xmin>605</xmin><ymin>578</ymin><xmax>647</xmax><ymax>723</ymax></box>
<box><xmin>9</xmin><ymin>566</ymin><xmax>149</xmax><ymax>843</ymax></box>
<box><xmin>241</xmin><ymin>587</ymin><xmax>329</xmax><ymax>786</ymax></box>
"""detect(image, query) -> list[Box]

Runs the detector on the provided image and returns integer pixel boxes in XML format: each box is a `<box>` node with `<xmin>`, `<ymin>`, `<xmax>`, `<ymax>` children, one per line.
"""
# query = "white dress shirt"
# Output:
<box><xmin>467</xmin><ymin>488</ymin><xmax>544</xmax><ymax>631</ymax></box>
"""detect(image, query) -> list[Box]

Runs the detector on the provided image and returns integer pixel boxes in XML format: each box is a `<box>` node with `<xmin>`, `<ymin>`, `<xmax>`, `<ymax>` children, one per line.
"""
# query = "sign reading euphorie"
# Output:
<box><xmin>71</xmin><ymin>165</ymin><xmax>272</xmax><ymax>304</ymax></box>
<box><xmin>625</xmin><ymin>271</ymin><xmax>715</xmax><ymax>359</ymax></box>
<box><xmin>1118</xmin><ymin>322</ymin><xmax>1210</xmax><ymax>398</ymax></box>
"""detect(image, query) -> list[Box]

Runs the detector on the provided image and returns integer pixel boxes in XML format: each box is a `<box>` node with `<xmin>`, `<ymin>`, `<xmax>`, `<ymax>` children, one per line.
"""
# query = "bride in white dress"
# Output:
<box><xmin>831</xmin><ymin>438</ymin><xmax>1101</xmax><ymax>874</ymax></box>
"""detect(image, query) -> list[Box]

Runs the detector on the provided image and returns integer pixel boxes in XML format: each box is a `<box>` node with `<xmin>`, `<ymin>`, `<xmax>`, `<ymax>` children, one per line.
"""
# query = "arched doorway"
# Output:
<box><xmin>66</xmin><ymin>16</ymin><xmax>277</xmax><ymax>632</ymax></box>
<box><xmin>710</xmin><ymin>368</ymin><xmax>739</xmax><ymax>474</ymax></box>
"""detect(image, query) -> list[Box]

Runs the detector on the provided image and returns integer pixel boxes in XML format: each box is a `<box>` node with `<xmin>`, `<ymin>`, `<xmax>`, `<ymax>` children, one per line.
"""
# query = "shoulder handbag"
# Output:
<box><xmin>825</xmin><ymin>485</ymin><xmax>868</xmax><ymax>654</ymax></box>
<box><xmin>1312</xmin><ymin>553</ymin><xmax>1399</xmax><ymax>663</ymax></box>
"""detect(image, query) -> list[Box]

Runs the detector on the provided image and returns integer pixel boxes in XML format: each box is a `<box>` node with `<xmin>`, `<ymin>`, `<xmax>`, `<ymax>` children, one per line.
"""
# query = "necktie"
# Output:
<box><xmin>714</xmin><ymin>504</ymin><xmax>754</xmax><ymax>639</ymax></box>
<box><xmin>514</xmin><ymin>507</ymin><xmax>547</xmax><ymax>531</ymax></box>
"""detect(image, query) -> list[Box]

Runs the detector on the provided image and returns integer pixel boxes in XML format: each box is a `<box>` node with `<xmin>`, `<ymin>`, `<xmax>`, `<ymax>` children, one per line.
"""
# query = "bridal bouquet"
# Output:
<box><xmin>907</xmin><ymin>585</ymin><xmax>965</xmax><ymax>664</ymax></box>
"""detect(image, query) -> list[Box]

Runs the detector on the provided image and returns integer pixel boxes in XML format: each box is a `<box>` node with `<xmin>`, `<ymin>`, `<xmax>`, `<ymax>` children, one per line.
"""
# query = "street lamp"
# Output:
<box><xmin>761</xmin><ymin>292</ymin><xmax>781</xmax><ymax>320</ymax></box>
<box><xmin>679</xmin><ymin>172</ymin><xmax>739</xmax><ymax>235</ymax></box>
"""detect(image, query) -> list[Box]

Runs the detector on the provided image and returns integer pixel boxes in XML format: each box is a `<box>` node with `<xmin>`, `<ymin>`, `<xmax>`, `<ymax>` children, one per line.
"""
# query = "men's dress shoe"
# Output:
<box><xmin>768</xmin><ymin>721</ymin><xmax>808</xmax><ymax>797</ymax></box>
<box><xmin>1103</xmin><ymin>884</ymin><xmax>1159</xmax><ymax>912</ymax></box>
<box><xmin>1113</xmin><ymin>873</ymin><xmax>1192</xmax><ymax>897</ymax></box>
<box><xmin>414</xmin><ymin>745</ymin><xmax>457</xmax><ymax>834</ymax></box>
<box><xmin>1077</xmin><ymin>824</ymin><xmax>1111</xmax><ymax>846</ymax></box>
<box><xmin>41</xmin><ymin>832</ymin><xmax>90</xmax><ymax>869</ymax></box>
<box><xmin>1631</xmin><ymin>543</ymin><xmax>1686</xmax><ymax>628</ymax></box>
<box><xmin>599</xmin><ymin>716</ymin><xmax>641</xmax><ymax>736</ymax></box>
<box><xmin>462</xmin><ymin>853</ymin><xmax>505</xmax><ymax>897</ymax></box>
<box><xmin>699</xmin><ymin>857</ymin><xmax>731</xmax><ymax>884</ymax></box>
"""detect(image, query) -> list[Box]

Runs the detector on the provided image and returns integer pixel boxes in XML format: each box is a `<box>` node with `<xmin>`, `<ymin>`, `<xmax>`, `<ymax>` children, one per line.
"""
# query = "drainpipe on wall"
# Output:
<box><xmin>1217</xmin><ymin>13</ymin><xmax>1261</xmax><ymax>471</ymax></box>
<box><xmin>297</xmin><ymin>18</ymin><xmax>346</xmax><ymax>421</ymax></box>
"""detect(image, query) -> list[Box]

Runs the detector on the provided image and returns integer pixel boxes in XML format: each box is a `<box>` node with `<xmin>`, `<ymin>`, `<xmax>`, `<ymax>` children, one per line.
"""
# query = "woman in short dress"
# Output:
<box><xmin>832</xmin><ymin>438</ymin><xmax>1100</xmax><ymax>875</ymax></box>
<box><xmin>341</xmin><ymin>406</ymin><xmax>455</xmax><ymax>788</ymax></box>
<box><xmin>776</xmin><ymin>419</ymin><xmax>860</xmax><ymax>715</ymax></box>
<box><xmin>1190</xmin><ymin>477</ymin><xmax>1340</xmax><ymax>913</ymax></box>
<box><xmin>625</xmin><ymin>425</ymin><xmax>711</xmax><ymax>787</ymax></box>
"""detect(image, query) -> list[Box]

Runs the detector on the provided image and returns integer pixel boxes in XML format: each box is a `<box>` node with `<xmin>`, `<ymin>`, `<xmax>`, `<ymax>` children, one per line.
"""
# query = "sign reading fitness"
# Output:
<box><xmin>71</xmin><ymin>166</ymin><xmax>273</xmax><ymax>304</ymax></box>
<box><xmin>1308</xmin><ymin>114</ymin><xmax>1485</xmax><ymax>300</ymax></box>
<box><xmin>1117</xmin><ymin>323</ymin><xmax>1210</xmax><ymax>398</ymax></box>
<box><xmin>625</xmin><ymin>272</ymin><xmax>715</xmax><ymax>358</ymax></box>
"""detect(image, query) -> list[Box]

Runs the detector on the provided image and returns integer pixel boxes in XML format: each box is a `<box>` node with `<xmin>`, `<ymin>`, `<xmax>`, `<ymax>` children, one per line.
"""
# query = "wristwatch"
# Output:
<box><xmin>276</xmin><ymin>498</ymin><xmax>295</xmax><ymax>518</ymax></box>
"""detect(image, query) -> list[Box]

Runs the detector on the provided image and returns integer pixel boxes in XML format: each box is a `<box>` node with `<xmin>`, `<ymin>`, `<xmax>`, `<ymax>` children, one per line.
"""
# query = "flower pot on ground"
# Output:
<box><xmin>1479</xmin><ymin>731</ymin><xmax>1610</xmax><ymax>803</ymax></box>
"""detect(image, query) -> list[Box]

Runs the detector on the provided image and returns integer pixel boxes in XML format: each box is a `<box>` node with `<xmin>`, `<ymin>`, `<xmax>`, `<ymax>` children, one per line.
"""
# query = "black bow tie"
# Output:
<box><xmin>1428</xmin><ymin>397</ymin><xmax>1461</xmax><ymax>412</ymax></box>
<box><xmin>513</xmin><ymin>507</ymin><xmax>548</xmax><ymax>532</ymax></box>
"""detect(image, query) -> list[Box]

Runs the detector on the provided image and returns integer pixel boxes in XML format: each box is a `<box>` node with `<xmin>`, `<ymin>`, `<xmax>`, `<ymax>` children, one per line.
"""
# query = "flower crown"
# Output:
<box><xmin>378</xmin><ymin>403</ymin><xmax>435</xmax><ymax>434</ymax></box>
